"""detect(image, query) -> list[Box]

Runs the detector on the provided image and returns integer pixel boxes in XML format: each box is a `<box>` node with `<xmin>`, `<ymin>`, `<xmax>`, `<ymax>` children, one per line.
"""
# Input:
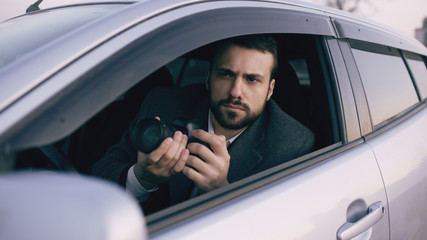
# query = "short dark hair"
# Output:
<box><xmin>212</xmin><ymin>34</ymin><xmax>278</xmax><ymax>80</ymax></box>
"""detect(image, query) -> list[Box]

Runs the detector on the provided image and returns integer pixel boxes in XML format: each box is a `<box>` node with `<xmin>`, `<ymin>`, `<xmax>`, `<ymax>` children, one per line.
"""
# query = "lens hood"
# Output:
<box><xmin>131</xmin><ymin>118</ymin><xmax>175</xmax><ymax>153</ymax></box>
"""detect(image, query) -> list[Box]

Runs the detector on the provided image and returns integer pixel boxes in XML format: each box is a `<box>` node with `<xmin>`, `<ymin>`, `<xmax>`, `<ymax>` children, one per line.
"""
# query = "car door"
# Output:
<box><xmin>343</xmin><ymin>41</ymin><xmax>427</xmax><ymax>239</ymax></box>
<box><xmin>331</xmin><ymin>16</ymin><xmax>427</xmax><ymax>239</ymax></box>
<box><xmin>0</xmin><ymin>1</ymin><xmax>391</xmax><ymax>239</ymax></box>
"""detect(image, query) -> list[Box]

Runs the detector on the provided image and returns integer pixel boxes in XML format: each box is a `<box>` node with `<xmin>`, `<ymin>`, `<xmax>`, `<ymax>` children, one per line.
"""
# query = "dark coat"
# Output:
<box><xmin>92</xmin><ymin>84</ymin><xmax>315</xmax><ymax>213</ymax></box>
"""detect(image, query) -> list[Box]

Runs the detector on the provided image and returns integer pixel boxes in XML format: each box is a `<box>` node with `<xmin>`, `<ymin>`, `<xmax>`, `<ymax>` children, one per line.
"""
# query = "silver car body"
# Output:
<box><xmin>0</xmin><ymin>0</ymin><xmax>426</xmax><ymax>239</ymax></box>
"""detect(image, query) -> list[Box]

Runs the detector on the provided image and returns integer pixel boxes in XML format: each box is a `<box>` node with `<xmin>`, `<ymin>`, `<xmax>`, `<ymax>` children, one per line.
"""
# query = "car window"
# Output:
<box><xmin>14</xmin><ymin>33</ymin><xmax>340</xmax><ymax>199</ymax></box>
<box><xmin>351</xmin><ymin>44</ymin><xmax>419</xmax><ymax>126</ymax></box>
<box><xmin>0</xmin><ymin>4</ymin><xmax>126</xmax><ymax>68</ymax></box>
<box><xmin>404</xmin><ymin>52</ymin><xmax>427</xmax><ymax>100</ymax></box>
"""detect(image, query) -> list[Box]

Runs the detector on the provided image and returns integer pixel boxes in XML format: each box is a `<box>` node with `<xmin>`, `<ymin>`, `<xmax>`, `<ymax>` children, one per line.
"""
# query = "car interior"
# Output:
<box><xmin>14</xmin><ymin>33</ymin><xmax>341</xmax><ymax>207</ymax></box>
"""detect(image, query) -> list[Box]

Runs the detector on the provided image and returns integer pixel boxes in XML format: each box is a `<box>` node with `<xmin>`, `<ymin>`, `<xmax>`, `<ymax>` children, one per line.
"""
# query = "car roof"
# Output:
<box><xmin>13</xmin><ymin>0</ymin><xmax>427</xmax><ymax>53</ymax></box>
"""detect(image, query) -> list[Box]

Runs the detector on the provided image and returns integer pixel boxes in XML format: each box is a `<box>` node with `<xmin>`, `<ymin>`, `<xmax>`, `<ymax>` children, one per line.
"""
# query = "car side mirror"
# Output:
<box><xmin>0</xmin><ymin>171</ymin><xmax>147</xmax><ymax>240</ymax></box>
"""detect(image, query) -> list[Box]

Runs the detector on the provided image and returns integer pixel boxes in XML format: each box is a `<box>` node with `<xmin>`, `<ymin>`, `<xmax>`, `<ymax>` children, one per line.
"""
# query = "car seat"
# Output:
<box><xmin>272</xmin><ymin>61</ymin><xmax>311</xmax><ymax>129</ymax></box>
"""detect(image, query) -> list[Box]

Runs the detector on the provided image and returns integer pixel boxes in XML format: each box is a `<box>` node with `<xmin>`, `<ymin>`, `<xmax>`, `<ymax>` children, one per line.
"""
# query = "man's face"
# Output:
<box><xmin>208</xmin><ymin>44</ymin><xmax>276</xmax><ymax>130</ymax></box>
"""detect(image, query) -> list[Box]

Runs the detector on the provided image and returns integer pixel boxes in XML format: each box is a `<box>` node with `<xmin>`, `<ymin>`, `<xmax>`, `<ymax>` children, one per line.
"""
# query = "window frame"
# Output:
<box><xmin>351</xmin><ymin>41</ymin><xmax>419</xmax><ymax>127</ymax></box>
<box><xmin>403</xmin><ymin>51</ymin><xmax>427</xmax><ymax>101</ymax></box>
<box><xmin>340</xmin><ymin>39</ymin><xmax>426</xmax><ymax>139</ymax></box>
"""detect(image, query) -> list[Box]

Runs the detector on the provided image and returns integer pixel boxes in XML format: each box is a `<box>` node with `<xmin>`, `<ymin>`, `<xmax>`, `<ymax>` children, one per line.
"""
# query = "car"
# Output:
<box><xmin>1</xmin><ymin>0</ymin><xmax>427</xmax><ymax>239</ymax></box>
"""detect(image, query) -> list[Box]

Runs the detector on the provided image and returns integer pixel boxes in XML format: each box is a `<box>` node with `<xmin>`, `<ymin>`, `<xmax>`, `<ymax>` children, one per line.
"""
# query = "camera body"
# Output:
<box><xmin>130</xmin><ymin>117</ymin><xmax>202</xmax><ymax>153</ymax></box>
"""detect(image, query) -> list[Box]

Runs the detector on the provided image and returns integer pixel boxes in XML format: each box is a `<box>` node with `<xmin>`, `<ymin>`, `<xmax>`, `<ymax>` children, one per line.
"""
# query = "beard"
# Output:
<box><xmin>209</xmin><ymin>95</ymin><xmax>266</xmax><ymax>130</ymax></box>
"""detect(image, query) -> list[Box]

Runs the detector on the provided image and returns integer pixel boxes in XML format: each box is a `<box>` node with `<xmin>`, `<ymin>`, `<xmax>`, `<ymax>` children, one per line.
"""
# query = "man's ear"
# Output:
<box><xmin>267</xmin><ymin>79</ymin><xmax>275</xmax><ymax>101</ymax></box>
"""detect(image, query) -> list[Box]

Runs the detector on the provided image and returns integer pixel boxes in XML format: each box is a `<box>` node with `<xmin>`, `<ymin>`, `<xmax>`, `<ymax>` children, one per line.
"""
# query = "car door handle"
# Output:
<box><xmin>337</xmin><ymin>201</ymin><xmax>385</xmax><ymax>240</ymax></box>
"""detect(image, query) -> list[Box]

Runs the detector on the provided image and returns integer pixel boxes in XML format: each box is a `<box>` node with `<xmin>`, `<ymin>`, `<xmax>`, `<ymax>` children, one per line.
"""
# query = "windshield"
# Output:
<box><xmin>0</xmin><ymin>4</ymin><xmax>127</xmax><ymax>68</ymax></box>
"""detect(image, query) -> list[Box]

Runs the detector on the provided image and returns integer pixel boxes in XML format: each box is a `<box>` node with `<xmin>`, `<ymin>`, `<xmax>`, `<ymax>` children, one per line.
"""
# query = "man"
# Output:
<box><xmin>92</xmin><ymin>35</ymin><xmax>315</xmax><ymax>214</ymax></box>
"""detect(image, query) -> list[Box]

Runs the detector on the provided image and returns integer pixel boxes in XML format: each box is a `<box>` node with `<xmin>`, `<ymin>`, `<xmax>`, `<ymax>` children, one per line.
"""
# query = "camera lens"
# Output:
<box><xmin>130</xmin><ymin>117</ymin><xmax>202</xmax><ymax>153</ymax></box>
<box><xmin>131</xmin><ymin>118</ymin><xmax>175</xmax><ymax>153</ymax></box>
<box><xmin>141</xmin><ymin>125</ymin><xmax>161</xmax><ymax>148</ymax></box>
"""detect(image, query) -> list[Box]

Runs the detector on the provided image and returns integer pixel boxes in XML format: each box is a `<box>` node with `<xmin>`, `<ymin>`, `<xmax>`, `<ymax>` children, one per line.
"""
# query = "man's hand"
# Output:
<box><xmin>183</xmin><ymin>130</ymin><xmax>230</xmax><ymax>193</ymax></box>
<box><xmin>133</xmin><ymin>131</ymin><xmax>189</xmax><ymax>190</ymax></box>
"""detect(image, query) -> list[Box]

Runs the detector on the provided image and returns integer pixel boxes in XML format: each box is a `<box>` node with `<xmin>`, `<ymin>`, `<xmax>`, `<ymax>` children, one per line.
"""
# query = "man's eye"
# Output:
<box><xmin>218</xmin><ymin>72</ymin><xmax>232</xmax><ymax>78</ymax></box>
<box><xmin>247</xmin><ymin>76</ymin><xmax>260</xmax><ymax>82</ymax></box>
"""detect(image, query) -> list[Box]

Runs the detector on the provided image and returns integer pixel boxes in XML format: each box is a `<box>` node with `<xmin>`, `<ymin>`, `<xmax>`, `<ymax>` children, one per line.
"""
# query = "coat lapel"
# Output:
<box><xmin>227</xmin><ymin>111</ymin><xmax>266</xmax><ymax>183</ymax></box>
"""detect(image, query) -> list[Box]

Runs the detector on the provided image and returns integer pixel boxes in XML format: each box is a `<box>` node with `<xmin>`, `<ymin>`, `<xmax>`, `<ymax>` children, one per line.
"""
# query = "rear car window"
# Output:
<box><xmin>351</xmin><ymin>45</ymin><xmax>419</xmax><ymax>126</ymax></box>
<box><xmin>404</xmin><ymin>52</ymin><xmax>427</xmax><ymax>100</ymax></box>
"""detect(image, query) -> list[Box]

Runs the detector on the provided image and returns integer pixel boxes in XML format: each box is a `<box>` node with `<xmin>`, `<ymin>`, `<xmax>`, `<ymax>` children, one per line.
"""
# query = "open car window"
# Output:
<box><xmin>14</xmin><ymin>33</ymin><xmax>341</xmax><ymax>210</ymax></box>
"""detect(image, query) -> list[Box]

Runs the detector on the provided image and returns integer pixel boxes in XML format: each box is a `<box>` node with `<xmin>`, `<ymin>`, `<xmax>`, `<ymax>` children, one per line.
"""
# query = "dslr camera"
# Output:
<box><xmin>130</xmin><ymin>117</ymin><xmax>203</xmax><ymax>153</ymax></box>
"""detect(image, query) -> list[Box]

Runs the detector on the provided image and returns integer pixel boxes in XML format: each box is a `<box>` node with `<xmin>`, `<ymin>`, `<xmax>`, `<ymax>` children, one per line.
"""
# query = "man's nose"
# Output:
<box><xmin>230</xmin><ymin>77</ymin><xmax>243</xmax><ymax>98</ymax></box>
